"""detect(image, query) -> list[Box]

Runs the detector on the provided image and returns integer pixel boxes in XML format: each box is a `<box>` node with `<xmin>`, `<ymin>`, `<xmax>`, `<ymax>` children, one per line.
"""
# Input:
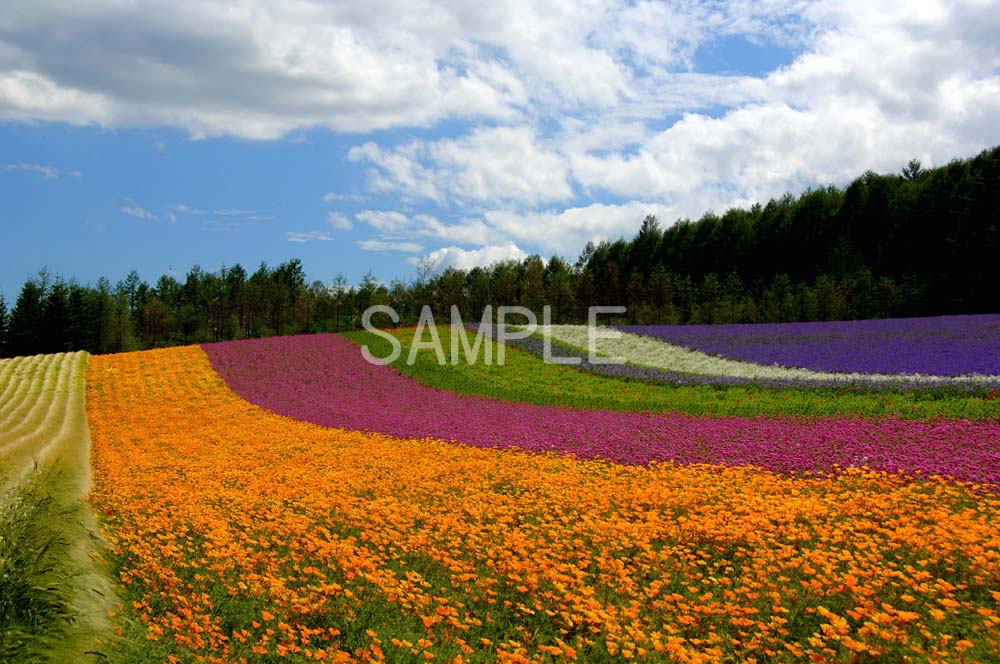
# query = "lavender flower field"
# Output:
<box><xmin>507</xmin><ymin>326</ymin><xmax>1000</xmax><ymax>392</ymax></box>
<box><xmin>619</xmin><ymin>315</ymin><xmax>1000</xmax><ymax>376</ymax></box>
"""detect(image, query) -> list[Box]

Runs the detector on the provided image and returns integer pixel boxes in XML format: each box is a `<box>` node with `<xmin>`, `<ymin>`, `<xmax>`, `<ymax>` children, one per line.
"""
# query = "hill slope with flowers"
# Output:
<box><xmin>203</xmin><ymin>332</ymin><xmax>1000</xmax><ymax>488</ymax></box>
<box><xmin>86</xmin><ymin>344</ymin><xmax>1000</xmax><ymax>662</ymax></box>
<box><xmin>5</xmin><ymin>314</ymin><xmax>1000</xmax><ymax>662</ymax></box>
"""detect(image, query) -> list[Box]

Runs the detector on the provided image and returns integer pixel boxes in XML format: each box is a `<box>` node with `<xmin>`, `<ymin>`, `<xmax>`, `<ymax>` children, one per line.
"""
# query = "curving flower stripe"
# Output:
<box><xmin>619</xmin><ymin>314</ymin><xmax>1000</xmax><ymax>377</ymax></box>
<box><xmin>543</xmin><ymin>324</ymin><xmax>1000</xmax><ymax>388</ymax></box>
<box><xmin>87</xmin><ymin>345</ymin><xmax>1000</xmax><ymax>662</ymax></box>
<box><xmin>203</xmin><ymin>334</ymin><xmax>1000</xmax><ymax>489</ymax></box>
<box><xmin>496</xmin><ymin>327</ymin><xmax>990</xmax><ymax>392</ymax></box>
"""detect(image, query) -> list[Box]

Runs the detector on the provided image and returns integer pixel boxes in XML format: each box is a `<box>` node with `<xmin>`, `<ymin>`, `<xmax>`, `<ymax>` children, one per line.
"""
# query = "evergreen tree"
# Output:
<box><xmin>647</xmin><ymin>265</ymin><xmax>672</xmax><ymax>325</ymax></box>
<box><xmin>0</xmin><ymin>292</ymin><xmax>9</xmax><ymax>357</ymax></box>
<box><xmin>9</xmin><ymin>278</ymin><xmax>46</xmax><ymax>357</ymax></box>
<box><xmin>626</xmin><ymin>272</ymin><xmax>644</xmax><ymax>324</ymax></box>
<box><xmin>543</xmin><ymin>257</ymin><xmax>575</xmax><ymax>324</ymax></box>
<box><xmin>40</xmin><ymin>279</ymin><xmax>70</xmax><ymax>352</ymax></box>
<box><xmin>330</xmin><ymin>274</ymin><xmax>350</xmax><ymax>332</ymax></box>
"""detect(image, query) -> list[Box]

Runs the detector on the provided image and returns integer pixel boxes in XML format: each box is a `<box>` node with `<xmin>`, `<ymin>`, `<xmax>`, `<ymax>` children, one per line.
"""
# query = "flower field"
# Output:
<box><xmin>619</xmin><ymin>315</ymin><xmax>1000</xmax><ymax>377</ymax></box>
<box><xmin>202</xmin><ymin>333</ymin><xmax>1000</xmax><ymax>487</ymax></box>
<box><xmin>88</xmin><ymin>343</ymin><xmax>1000</xmax><ymax>662</ymax></box>
<box><xmin>347</xmin><ymin>327</ymin><xmax>1000</xmax><ymax>419</ymax></box>
<box><xmin>542</xmin><ymin>324</ymin><xmax>1000</xmax><ymax>390</ymax></box>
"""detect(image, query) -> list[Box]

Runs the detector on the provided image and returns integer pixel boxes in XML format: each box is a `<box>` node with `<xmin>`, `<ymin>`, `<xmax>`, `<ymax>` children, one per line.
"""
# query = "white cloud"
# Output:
<box><xmin>355</xmin><ymin>210</ymin><xmax>412</xmax><ymax>233</ymax></box>
<box><xmin>0</xmin><ymin>70</ymin><xmax>111</xmax><ymax>126</ymax></box>
<box><xmin>2</xmin><ymin>162</ymin><xmax>61</xmax><ymax>179</ymax></box>
<box><xmin>482</xmin><ymin>202</ymin><xmax>671</xmax><ymax>256</ymax></box>
<box><xmin>172</xmin><ymin>203</ymin><xmax>208</xmax><ymax>216</ymax></box>
<box><xmin>411</xmin><ymin>242</ymin><xmax>528</xmax><ymax>270</ymax></box>
<box><xmin>348</xmin><ymin>0</ymin><xmax>1000</xmax><ymax>243</ymax></box>
<box><xmin>120</xmin><ymin>205</ymin><xmax>157</xmax><ymax>220</ymax></box>
<box><xmin>350</xmin><ymin>125</ymin><xmax>573</xmax><ymax>206</ymax></box>
<box><xmin>358</xmin><ymin>239</ymin><xmax>423</xmax><ymax>252</ymax></box>
<box><xmin>0</xmin><ymin>3</ymin><xmax>526</xmax><ymax>138</ymax></box>
<box><xmin>322</xmin><ymin>191</ymin><xmax>368</xmax><ymax>202</ymax></box>
<box><xmin>348</xmin><ymin>142</ymin><xmax>444</xmax><ymax>203</ymax></box>
<box><xmin>555</xmin><ymin>0</ymin><xmax>1000</xmax><ymax>221</ymax></box>
<box><xmin>4</xmin><ymin>0</ymin><xmax>1000</xmax><ymax>272</ymax></box>
<box><xmin>0</xmin><ymin>1</ymin><xmax>818</xmax><ymax>139</ymax></box>
<box><xmin>410</xmin><ymin>214</ymin><xmax>497</xmax><ymax>245</ymax></box>
<box><xmin>327</xmin><ymin>211</ymin><xmax>353</xmax><ymax>230</ymax></box>
<box><xmin>287</xmin><ymin>230</ymin><xmax>333</xmax><ymax>243</ymax></box>
<box><xmin>354</xmin><ymin>209</ymin><xmax>499</xmax><ymax>251</ymax></box>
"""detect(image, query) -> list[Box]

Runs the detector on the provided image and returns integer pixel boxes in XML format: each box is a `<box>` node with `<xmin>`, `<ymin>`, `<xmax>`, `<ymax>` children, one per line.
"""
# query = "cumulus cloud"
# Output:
<box><xmin>0</xmin><ymin>0</ymin><xmax>816</xmax><ymax>139</ymax></box>
<box><xmin>409</xmin><ymin>214</ymin><xmax>497</xmax><ymax>246</ymax></box>
<box><xmin>0</xmin><ymin>2</ymin><xmax>525</xmax><ymax>138</ymax></box>
<box><xmin>410</xmin><ymin>242</ymin><xmax>529</xmax><ymax>271</ymax></box>
<box><xmin>352</xmin><ymin>207</ymin><xmax>506</xmax><ymax>256</ymax></box>
<box><xmin>347</xmin><ymin>0</ymin><xmax>1000</xmax><ymax>248</ymax></box>
<box><xmin>349</xmin><ymin>125</ymin><xmax>573</xmax><ymax>206</ymax></box>
<box><xmin>3</xmin><ymin>0</ymin><xmax>1000</xmax><ymax>267</ymax></box>
<box><xmin>482</xmin><ymin>202</ymin><xmax>671</xmax><ymax>256</ymax></box>
<box><xmin>287</xmin><ymin>230</ymin><xmax>333</xmax><ymax>243</ymax></box>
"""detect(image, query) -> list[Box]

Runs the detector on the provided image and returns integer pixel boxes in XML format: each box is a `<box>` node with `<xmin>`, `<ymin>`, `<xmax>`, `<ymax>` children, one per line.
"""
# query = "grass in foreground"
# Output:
<box><xmin>343</xmin><ymin>327</ymin><xmax>1000</xmax><ymax>420</ymax></box>
<box><xmin>0</xmin><ymin>466</ymin><xmax>113</xmax><ymax>663</ymax></box>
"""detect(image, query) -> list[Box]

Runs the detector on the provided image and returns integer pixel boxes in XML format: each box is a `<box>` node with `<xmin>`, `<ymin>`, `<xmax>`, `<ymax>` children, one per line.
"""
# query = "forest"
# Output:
<box><xmin>0</xmin><ymin>144</ymin><xmax>997</xmax><ymax>357</ymax></box>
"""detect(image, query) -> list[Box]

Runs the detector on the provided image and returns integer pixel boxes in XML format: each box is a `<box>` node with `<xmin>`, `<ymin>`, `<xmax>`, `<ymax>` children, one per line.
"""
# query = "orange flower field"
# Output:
<box><xmin>87</xmin><ymin>345</ymin><xmax>1000</xmax><ymax>663</ymax></box>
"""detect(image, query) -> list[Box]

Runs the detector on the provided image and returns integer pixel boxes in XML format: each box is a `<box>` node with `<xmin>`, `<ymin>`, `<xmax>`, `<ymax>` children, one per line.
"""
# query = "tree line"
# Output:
<box><xmin>1</xmin><ymin>144</ymin><xmax>997</xmax><ymax>357</ymax></box>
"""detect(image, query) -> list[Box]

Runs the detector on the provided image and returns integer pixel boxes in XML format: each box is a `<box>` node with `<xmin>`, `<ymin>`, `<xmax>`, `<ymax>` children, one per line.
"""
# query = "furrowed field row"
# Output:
<box><xmin>0</xmin><ymin>351</ymin><xmax>115</xmax><ymax>663</ymax></box>
<box><xmin>0</xmin><ymin>352</ymin><xmax>85</xmax><ymax>486</ymax></box>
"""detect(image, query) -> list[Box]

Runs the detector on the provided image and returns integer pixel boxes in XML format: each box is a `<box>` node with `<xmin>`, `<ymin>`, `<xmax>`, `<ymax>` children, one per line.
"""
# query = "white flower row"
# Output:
<box><xmin>538</xmin><ymin>325</ymin><xmax>1000</xmax><ymax>385</ymax></box>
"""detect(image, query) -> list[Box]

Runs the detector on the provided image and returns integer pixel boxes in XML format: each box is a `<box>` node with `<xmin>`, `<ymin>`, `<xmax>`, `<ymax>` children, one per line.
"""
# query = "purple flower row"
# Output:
<box><xmin>499</xmin><ymin>328</ymin><xmax>999</xmax><ymax>392</ymax></box>
<box><xmin>203</xmin><ymin>334</ymin><xmax>1000</xmax><ymax>489</ymax></box>
<box><xmin>618</xmin><ymin>315</ymin><xmax>1000</xmax><ymax>377</ymax></box>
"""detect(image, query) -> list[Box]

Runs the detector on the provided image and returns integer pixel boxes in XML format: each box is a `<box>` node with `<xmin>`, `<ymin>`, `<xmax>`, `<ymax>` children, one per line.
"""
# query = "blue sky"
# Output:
<box><xmin>2</xmin><ymin>0</ymin><xmax>1000</xmax><ymax>297</ymax></box>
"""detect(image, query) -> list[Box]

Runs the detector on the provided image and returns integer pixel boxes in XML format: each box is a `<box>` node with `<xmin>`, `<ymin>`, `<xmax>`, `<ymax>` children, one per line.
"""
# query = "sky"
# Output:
<box><xmin>2</xmin><ymin>0</ymin><xmax>1000</xmax><ymax>295</ymax></box>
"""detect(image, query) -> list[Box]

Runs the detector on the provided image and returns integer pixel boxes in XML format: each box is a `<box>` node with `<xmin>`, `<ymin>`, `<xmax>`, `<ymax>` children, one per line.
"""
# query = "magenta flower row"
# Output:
<box><xmin>202</xmin><ymin>334</ymin><xmax>1000</xmax><ymax>489</ymax></box>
